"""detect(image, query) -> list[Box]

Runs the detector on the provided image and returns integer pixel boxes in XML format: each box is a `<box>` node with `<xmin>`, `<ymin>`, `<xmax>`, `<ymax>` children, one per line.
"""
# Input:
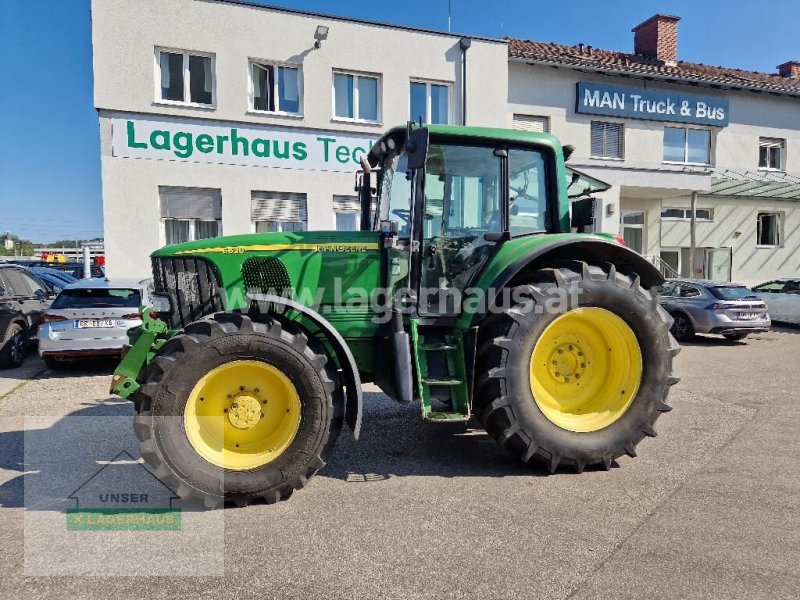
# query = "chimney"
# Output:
<box><xmin>777</xmin><ymin>61</ymin><xmax>800</xmax><ymax>78</ymax></box>
<box><xmin>632</xmin><ymin>14</ymin><xmax>681</xmax><ymax>65</ymax></box>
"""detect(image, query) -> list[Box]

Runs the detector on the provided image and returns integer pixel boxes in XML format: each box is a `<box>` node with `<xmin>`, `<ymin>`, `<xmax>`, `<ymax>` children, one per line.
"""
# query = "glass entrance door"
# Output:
<box><xmin>705</xmin><ymin>247</ymin><xmax>732</xmax><ymax>282</ymax></box>
<box><xmin>621</xmin><ymin>212</ymin><xmax>645</xmax><ymax>254</ymax></box>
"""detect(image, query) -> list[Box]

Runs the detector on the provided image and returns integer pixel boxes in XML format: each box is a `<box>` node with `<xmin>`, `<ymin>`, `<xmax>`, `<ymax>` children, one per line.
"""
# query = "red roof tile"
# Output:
<box><xmin>508</xmin><ymin>38</ymin><xmax>800</xmax><ymax>96</ymax></box>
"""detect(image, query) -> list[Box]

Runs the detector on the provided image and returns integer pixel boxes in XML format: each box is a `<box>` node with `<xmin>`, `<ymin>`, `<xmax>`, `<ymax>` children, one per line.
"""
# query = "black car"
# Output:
<box><xmin>0</xmin><ymin>265</ymin><xmax>54</xmax><ymax>368</ymax></box>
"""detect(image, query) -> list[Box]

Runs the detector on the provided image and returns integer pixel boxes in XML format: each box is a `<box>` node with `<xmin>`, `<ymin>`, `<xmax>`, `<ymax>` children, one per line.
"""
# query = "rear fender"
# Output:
<box><xmin>471</xmin><ymin>239</ymin><xmax>664</xmax><ymax>327</ymax></box>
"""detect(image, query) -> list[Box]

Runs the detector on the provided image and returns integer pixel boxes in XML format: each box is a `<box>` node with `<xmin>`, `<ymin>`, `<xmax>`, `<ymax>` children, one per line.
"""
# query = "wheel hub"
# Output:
<box><xmin>227</xmin><ymin>393</ymin><xmax>263</xmax><ymax>430</ymax></box>
<box><xmin>547</xmin><ymin>340</ymin><xmax>586</xmax><ymax>383</ymax></box>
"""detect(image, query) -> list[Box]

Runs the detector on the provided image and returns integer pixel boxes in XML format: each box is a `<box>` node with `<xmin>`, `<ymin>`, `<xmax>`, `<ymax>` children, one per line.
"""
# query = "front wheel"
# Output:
<box><xmin>132</xmin><ymin>313</ymin><xmax>343</xmax><ymax>508</ymax></box>
<box><xmin>0</xmin><ymin>324</ymin><xmax>26</xmax><ymax>369</ymax></box>
<box><xmin>475</xmin><ymin>262</ymin><xmax>679</xmax><ymax>473</ymax></box>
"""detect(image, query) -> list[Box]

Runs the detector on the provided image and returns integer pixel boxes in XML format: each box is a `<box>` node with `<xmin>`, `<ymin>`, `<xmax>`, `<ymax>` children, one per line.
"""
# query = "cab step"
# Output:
<box><xmin>422</xmin><ymin>377</ymin><xmax>463</xmax><ymax>386</ymax></box>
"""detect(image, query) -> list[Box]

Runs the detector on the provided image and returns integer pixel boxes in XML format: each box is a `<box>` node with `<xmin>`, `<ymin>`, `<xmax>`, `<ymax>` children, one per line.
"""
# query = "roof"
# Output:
<box><xmin>204</xmin><ymin>0</ymin><xmax>505</xmax><ymax>44</ymax></box>
<box><xmin>508</xmin><ymin>38</ymin><xmax>800</xmax><ymax>97</ymax></box>
<box><xmin>66</xmin><ymin>278</ymin><xmax>149</xmax><ymax>290</ymax></box>
<box><xmin>710</xmin><ymin>169</ymin><xmax>800</xmax><ymax>200</ymax></box>
<box><xmin>667</xmin><ymin>278</ymin><xmax>742</xmax><ymax>287</ymax></box>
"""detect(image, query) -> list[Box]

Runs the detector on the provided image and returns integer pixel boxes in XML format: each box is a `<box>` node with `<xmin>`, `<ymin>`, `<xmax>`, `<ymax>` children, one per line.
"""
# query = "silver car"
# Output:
<box><xmin>37</xmin><ymin>279</ymin><xmax>152</xmax><ymax>368</ymax></box>
<box><xmin>659</xmin><ymin>279</ymin><xmax>771</xmax><ymax>342</ymax></box>
<box><xmin>751</xmin><ymin>278</ymin><xmax>800</xmax><ymax>325</ymax></box>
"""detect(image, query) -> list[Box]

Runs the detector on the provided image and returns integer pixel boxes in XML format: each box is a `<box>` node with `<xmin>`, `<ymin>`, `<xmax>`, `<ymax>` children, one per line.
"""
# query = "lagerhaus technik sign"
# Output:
<box><xmin>576</xmin><ymin>82</ymin><xmax>729</xmax><ymax>126</ymax></box>
<box><xmin>112</xmin><ymin>117</ymin><xmax>375</xmax><ymax>172</ymax></box>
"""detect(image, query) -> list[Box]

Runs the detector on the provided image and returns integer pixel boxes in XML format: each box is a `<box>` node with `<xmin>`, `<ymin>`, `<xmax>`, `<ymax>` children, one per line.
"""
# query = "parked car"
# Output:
<box><xmin>658</xmin><ymin>279</ymin><xmax>771</xmax><ymax>342</ymax></box>
<box><xmin>751</xmin><ymin>278</ymin><xmax>800</xmax><ymax>325</ymax></box>
<box><xmin>37</xmin><ymin>279</ymin><xmax>152</xmax><ymax>369</ymax></box>
<box><xmin>0</xmin><ymin>264</ymin><xmax>54</xmax><ymax>368</ymax></box>
<box><xmin>28</xmin><ymin>266</ymin><xmax>78</xmax><ymax>294</ymax></box>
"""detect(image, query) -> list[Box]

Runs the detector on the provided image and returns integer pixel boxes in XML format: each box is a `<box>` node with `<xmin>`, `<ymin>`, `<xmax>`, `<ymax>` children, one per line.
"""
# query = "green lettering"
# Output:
<box><xmin>196</xmin><ymin>134</ymin><xmax>214</xmax><ymax>153</ymax></box>
<box><xmin>173</xmin><ymin>132</ymin><xmax>193</xmax><ymax>159</ymax></box>
<box><xmin>230</xmin><ymin>129</ymin><xmax>249</xmax><ymax>156</ymax></box>
<box><xmin>150</xmin><ymin>130</ymin><xmax>170</xmax><ymax>150</ymax></box>
<box><xmin>335</xmin><ymin>145</ymin><xmax>350</xmax><ymax>164</ymax></box>
<box><xmin>216</xmin><ymin>135</ymin><xmax>229</xmax><ymax>153</ymax></box>
<box><xmin>252</xmin><ymin>138</ymin><xmax>270</xmax><ymax>158</ymax></box>
<box><xmin>292</xmin><ymin>141</ymin><xmax>307</xmax><ymax>161</ymax></box>
<box><xmin>273</xmin><ymin>140</ymin><xmax>290</xmax><ymax>159</ymax></box>
<box><xmin>352</xmin><ymin>146</ymin><xmax>366</xmax><ymax>162</ymax></box>
<box><xmin>317</xmin><ymin>137</ymin><xmax>336</xmax><ymax>161</ymax></box>
<box><xmin>126</xmin><ymin>121</ymin><xmax>147</xmax><ymax>149</ymax></box>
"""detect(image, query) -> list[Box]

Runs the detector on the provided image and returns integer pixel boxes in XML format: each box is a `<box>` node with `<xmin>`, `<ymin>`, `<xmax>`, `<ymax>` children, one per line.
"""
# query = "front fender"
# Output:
<box><xmin>463</xmin><ymin>235</ymin><xmax>664</xmax><ymax>328</ymax></box>
<box><xmin>248</xmin><ymin>293</ymin><xmax>363</xmax><ymax>440</ymax></box>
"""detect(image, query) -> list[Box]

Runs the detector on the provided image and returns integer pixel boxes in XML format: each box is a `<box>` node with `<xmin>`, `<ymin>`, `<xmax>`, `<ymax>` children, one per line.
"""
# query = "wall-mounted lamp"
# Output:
<box><xmin>314</xmin><ymin>25</ymin><xmax>329</xmax><ymax>49</ymax></box>
<box><xmin>606</xmin><ymin>203</ymin><xmax>616</xmax><ymax>217</ymax></box>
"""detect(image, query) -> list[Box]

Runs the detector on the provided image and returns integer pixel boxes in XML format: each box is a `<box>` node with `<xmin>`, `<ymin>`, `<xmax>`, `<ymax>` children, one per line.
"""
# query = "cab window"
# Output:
<box><xmin>509</xmin><ymin>148</ymin><xmax>548</xmax><ymax>236</ymax></box>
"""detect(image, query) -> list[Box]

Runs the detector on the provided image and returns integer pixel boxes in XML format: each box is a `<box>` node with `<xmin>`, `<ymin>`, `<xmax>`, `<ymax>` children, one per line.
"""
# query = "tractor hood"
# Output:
<box><xmin>151</xmin><ymin>230</ymin><xmax>380</xmax><ymax>258</ymax></box>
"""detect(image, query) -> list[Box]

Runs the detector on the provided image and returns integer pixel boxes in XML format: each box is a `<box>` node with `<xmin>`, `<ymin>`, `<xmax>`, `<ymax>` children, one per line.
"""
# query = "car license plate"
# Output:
<box><xmin>737</xmin><ymin>313</ymin><xmax>759</xmax><ymax>320</ymax></box>
<box><xmin>77</xmin><ymin>319</ymin><xmax>115</xmax><ymax>328</ymax></box>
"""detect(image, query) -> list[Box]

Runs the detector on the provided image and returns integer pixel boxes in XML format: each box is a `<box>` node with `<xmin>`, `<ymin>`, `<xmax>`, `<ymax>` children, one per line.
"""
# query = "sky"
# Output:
<box><xmin>0</xmin><ymin>0</ymin><xmax>798</xmax><ymax>243</ymax></box>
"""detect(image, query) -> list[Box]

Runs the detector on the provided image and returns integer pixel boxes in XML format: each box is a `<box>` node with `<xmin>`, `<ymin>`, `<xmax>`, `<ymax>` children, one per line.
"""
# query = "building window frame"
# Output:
<box><xmin>511</xmin><ymin>114</ymin><xmax>550</xmax><ymax>133</ymax></box>
<box><xmin>332</xmin><ymin>70</ymin><xmax>382</xmax><ymax>124</ymax></box>
<box><xmin>759</xmin><ymin>137</ymin><xmax>785</xmax><ymax>171</ymax></box>
<box><xmin>661</xmin><ymin>208</ymin><xmax>714</xmax><ymax>221</ymax></box>
<box><xmin>590</xmin><ymin>121</ymin><xmax>624</xmax><ymax>160</ymax></box>
<box><xmin>154</xmin><ymin>47</ymin><xmax>216</xmax><ymax>108</ymax></box>
<box><xmin>162</xmin><ymin>218</ymin><xmax>221</xmax><ymax>245</ymax></box>
<box><xmin>409</xmin><ymin>79</ymin><xmax>453</xmax><ymax>125</ymax></box>
<box><xmin>663</xmin><ymin>126</ymin><xmax>712</xmax><ymax>166</ymax></box>
<box><xmin>756</xmin><ymin>211</ymin><xmax>783</xmax><ymax>248</ymax></box>
<box><xmin>248</xmin><ymin>59</ymin><xmax>303</xmax><ymax>117</ymax></box>
<box><xmin>621</xmin><ymin>211</ymin><xmax>645</xmax><ymax>254</ymax></box>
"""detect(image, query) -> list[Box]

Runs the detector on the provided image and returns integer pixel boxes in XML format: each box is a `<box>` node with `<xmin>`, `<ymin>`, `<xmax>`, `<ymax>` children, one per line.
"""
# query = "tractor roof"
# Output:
<box><xmin>385</xmin><ymin>124</ymin><xmax>562</xmax><ymax>151</ymax></box>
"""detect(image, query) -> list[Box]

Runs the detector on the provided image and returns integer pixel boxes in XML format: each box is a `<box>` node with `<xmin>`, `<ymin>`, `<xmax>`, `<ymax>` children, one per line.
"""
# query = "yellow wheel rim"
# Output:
<box><xmin>184</xmin><ymin>360</ymin><xmax>301</xmax><ymax>470</ymax></box>
<box><xmin>529</xmin><ymin>307</ymin><xmax>643</xmax><ymax>433</ymax></box>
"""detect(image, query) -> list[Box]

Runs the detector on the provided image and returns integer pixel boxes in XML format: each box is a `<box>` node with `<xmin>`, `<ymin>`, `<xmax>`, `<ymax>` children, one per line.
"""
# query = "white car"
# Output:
<box><xmin>37</xmin><ymin>278</ymin><xmax>153</xmax><ymax>368</ymax></box>
<box><xmin>751</xmin><ymin>279</ymin><xmax>800</xmax><ymax>325</ymax></box>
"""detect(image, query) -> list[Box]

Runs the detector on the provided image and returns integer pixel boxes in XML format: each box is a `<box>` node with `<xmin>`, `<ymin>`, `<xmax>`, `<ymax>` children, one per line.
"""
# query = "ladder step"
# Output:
<box><xmin>422</xmin><ymin>377</ymin><xmax>463</xmax><ymax>386</ymax></box>
<box><xmin>419</xmin><ymin>343</ymin><xmax>457</xmax><ymax>351</ymax></box>
<box><xmin>424</xmin><ymin>411</ymin><xmax>470</xmax><ymax>422</ymax></box>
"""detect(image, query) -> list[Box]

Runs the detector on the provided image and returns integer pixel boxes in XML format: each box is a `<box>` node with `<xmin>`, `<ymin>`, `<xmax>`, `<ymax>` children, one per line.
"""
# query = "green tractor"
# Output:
<box><xmin>111</xmin><ymin>124</ymin><xmax>678</xmax><ymax>507</ymax></box>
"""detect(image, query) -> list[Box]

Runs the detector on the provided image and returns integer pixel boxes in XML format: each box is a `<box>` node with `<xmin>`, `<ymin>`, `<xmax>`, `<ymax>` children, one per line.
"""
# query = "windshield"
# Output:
<box><xmin>709</xmin><ymin>286</ymin><xmax>758</xmax><ymax>300</ymax></box>
<box><xmin>52</xmin><ymin>288</ymin><xmax>141</xmax><ymax>309</ymax></box>
<box><xmin>379</xmin><ymin>152</ymin><xmax>412</xmax><ymax>236</ymax></box>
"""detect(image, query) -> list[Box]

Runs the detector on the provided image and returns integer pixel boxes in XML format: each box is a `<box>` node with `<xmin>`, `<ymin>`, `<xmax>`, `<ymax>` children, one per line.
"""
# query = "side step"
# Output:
<box><xmin>411</xmin><ymin>320</ymin><xmax>471</xmax><ymax>423</ymax></box>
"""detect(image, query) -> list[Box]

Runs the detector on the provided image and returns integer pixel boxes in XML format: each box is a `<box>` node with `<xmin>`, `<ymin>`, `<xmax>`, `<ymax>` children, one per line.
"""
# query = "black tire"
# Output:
<box><xmin>0</xmin><ymin>323</ymin><xmax>26</xmax><ymax>369</ymax></box>
<box><xmin>722</xmin><ymin>332</ymin><xmax>748</xmax><ymax>341</ymax></box>
<box><xmin>475</xmin><ymin>262</ymin><xmax>679</xmax><ymax>473</ymax></box>
<box><xmin>670</xmin><ymin>312</ymin><xmax>695</xmax><ymax>342</ymax></box>
<box><xmin>132</xmin><ymin>312</ymin><xmax>344</xmax><ymax>508</ymax></box>
<box><xmin>44</xmin><ymin>356</ymin><xmax>63</xmax><ymax>370</ymax></box>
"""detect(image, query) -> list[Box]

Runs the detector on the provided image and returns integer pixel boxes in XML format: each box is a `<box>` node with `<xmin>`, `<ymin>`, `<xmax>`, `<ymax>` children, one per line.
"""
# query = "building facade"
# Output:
<box><xmin>507</xmin><ymin>15</ymin><xmax>800</xmax><ymax>285</ymax></box>
<box><xmin>92</xmin><ymin>4</ymin><xmax>800</xmax><ymax>286</ymax></box>
<box><xmin>91</xmin><ymin>0</ymin><xmax>508</xmax><ymax>279</ymax></box>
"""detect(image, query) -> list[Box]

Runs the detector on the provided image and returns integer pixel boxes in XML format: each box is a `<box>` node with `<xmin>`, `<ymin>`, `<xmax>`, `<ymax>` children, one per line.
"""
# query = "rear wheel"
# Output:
<box><xmin>0</xmin><ymin>323</ymin><xmax>26</xmax><ymax>369</ymax></box>
<box><xmin>132</xmin><ymin>313</ymin><xmax>344</xmax><ymax>508</ymax></box>
<box><xmin>670</xmin><ymin>312</ymin><xmax>695</xmax><ymax>342</ymax></box>
<box><xmin>475</xmin><ymin>262</ymin><xmax>679</xmax><ymax>473</ymax></box>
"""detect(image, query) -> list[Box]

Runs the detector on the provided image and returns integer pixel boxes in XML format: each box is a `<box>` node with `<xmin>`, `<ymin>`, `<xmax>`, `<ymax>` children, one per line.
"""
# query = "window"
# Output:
<box><xmin>509</xmin><ymin>148</ymin><xmax>548</xmax><ymax>236</ymax></box>
<box><xmin>661</xmin><ymin>208</ymin><xmax>714</xmax><ymax>221</ymax></box>
<box><xmin>159</xmin><ymin>186</ymin><xmax>222</xmax><ymax>244</ymax></box>
<box><xmin>663</xmin><ymin>127</ymin><xmax>711</xmax><ymax>164</ymax></box>
<box><xmin>410</xmin><ymin>80</ymin><xmax>451</xmax><ymax>124</ymax></box>
<box><xmin>621</xmin><ymin>212</ymin><xmax>644</xmax><ymax>254</ymax></box>
<box><xmin>251</xmin><ymin>61</ymin><xmax>301</xmax><ymax>114</ymax></box>
<box><xmin>679</xmin><ymin>284</ymin><xmax>701</xmax><ymax>298</ymax></box>
<box><xmin>252</xmin><ymin>192</ymin><xmax>307</xmax><ymax>232</ymax></box>
<box><xmin>759</xmin><ymin>138</ymin><xmax>785</xmax><ymax>171</ymax></box>
<box><xmin>757</xmin><ymin>212</ymin><xmax>781</xmax><ymax>246</ymax></box>
<box><xmin>512</xmin><ymin>114</ymin><xmax>549</xmax><ymax>133</ymax></box>
<box><xmin>333</xmin><ymin>71</ymin><xmax>380</xmax><ymax>121</ymax></box>
<box><xmin>752</xmin><ymin>281</ymin><xmax>786</xmax><ymax>293</ymax></box>
<box><xmin>660</xmin><ymin>282</ymin><xmax>680</xmax><ymax>297</ymax></box>
<box><xmin>590</xmin><ymin>121</ymin><xmax>624</xmax><ymax>159</ymax></box>
<box><xmin>52</xmin><ymin>288</ymin><xmax>142</xmax><ymax>310</ymax></box>
<box><xmin>2</xmin><ymin>268</ymin><xmax>44</xmax><ymax>296</ymax></box>
<box><xmin>333</xmin><ymin>196</ymin><xmax>361</xmax><ymax>231</ymax></box>
<box><xmin>157</xmin><ymin>49</ymin><xmax>214</xmax><ymax>106</ymax></box>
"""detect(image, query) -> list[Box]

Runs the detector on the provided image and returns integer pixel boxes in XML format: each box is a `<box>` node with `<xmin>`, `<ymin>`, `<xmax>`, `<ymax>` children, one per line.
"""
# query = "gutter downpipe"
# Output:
<box><xmin>459</xmin><ymin>37</ymin><xmax>472</xmax><ymax>125</ymax></box>
<box><xmin>689</xmin><ymin>191</ymin><xmax>697</xmax><ymax>277</ymax></box>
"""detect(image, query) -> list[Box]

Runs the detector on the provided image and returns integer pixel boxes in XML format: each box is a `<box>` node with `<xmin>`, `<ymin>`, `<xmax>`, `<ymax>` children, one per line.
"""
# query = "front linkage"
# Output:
<box><xmin>110</xmin><ymin>308</ymin><xmax>170</xmax><ymax>399</ymax></box>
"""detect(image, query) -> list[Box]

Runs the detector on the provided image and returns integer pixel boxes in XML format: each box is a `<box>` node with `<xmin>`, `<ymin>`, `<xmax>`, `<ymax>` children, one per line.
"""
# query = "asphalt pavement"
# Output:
<box><xmin>0</xmin><ymin>328</ymin><xmax>798</xmax><ymax>599</ymax></box>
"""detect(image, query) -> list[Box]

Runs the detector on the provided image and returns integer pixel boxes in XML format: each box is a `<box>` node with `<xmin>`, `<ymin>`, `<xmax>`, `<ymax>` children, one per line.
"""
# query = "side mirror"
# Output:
<box><xmin>405</xmin><ymin>127</ymin><xmax>429</xmax><ymax>170</ymax></box>
<box><xmin>571</xmin><ymin>197</ymin><xmax>596</xmax><ymax>233</ymax></box>
<box><xmin>34</xmin><ymin>288</ymin><xmax>47</xmax><ymax>300</ymax></box>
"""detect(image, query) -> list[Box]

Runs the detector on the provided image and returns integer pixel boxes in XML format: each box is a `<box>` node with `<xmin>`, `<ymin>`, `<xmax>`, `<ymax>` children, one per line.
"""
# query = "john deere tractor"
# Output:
<box><xmin>111</xmin><ymin>124</ymin><xmax>678</xmax><ymax>507</ymax></box>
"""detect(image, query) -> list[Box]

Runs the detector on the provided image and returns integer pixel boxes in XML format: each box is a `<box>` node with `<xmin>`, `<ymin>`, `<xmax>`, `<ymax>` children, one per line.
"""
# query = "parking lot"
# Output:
<box><xmin>0</xmin><ymin>328</ymin><xmax>799</xmax><ymax>599</ymax></box>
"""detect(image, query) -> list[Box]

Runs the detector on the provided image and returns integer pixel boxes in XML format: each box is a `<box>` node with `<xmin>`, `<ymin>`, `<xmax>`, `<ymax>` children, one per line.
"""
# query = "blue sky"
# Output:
<box><xmin>1</xmin><ymin>0</ymin><xmax>797</xmax><ymax>243</ymax></box>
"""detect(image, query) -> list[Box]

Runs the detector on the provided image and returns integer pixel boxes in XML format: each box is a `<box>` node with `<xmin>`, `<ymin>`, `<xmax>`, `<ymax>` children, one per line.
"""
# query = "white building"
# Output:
<box><xmin>507</xmin><ymin>15</ymin><xmax>800</xmax><ymax>285</ymax></box>
<box><xmin>91</xmin><ymin>0</ymin><xmax>508</xmax><ymax>279</ymax></box>
<box><xmin>92</xmin><ymin>4</ymin><xmax>800</xmax><ymax>285</ymax></box>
